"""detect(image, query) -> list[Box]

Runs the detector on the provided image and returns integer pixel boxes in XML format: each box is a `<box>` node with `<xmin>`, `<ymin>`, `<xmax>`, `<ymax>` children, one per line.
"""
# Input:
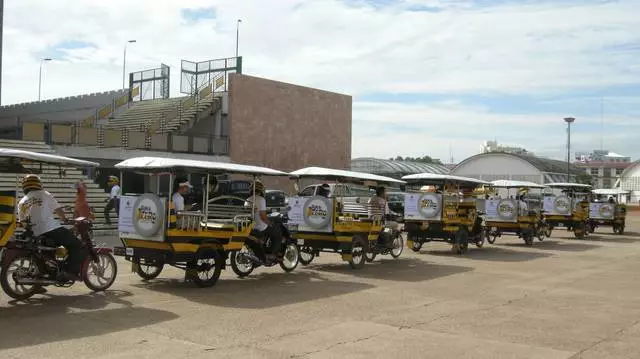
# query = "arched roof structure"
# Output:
<box><xmin>351</xmin><ymin>157</ymin><xmax>449</xmax><ymax>179</ymax></box>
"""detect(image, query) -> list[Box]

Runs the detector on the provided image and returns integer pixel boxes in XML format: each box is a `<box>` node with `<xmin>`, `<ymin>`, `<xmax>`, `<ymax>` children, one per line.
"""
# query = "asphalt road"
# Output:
<box><xmin>2</xmin><ymin>216</ymin><xmax>640</xmax><ymax>358</ymax></box>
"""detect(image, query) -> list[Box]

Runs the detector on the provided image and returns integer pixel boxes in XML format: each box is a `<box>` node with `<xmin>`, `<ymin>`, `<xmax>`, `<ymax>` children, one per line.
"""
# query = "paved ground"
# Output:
<box><xmin>2</xmin><ymin>216</ymin><xmax>640</xmax><ymax>358</ymax></box>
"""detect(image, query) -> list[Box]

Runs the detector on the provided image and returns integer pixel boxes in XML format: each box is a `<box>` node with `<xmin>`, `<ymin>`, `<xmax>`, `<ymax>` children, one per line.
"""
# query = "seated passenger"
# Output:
<box><xmin>518</xmin><ymin>194</ymin><xmax>529</xmax><ymax>215</ymax></box>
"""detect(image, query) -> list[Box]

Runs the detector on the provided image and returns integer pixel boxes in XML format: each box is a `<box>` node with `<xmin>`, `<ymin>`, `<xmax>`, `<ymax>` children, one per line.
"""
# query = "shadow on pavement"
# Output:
<box><xmin>0</xmin><ymin>290</ymin><xmax>178</xmax><ymax>350</ymax></box>
<box><xmin>306</xmin><ymin>257</ymin><xmax>473</xmax><ymax>282</ymax></box>
<box><xmin>424</xmin><ymin>246</ymin><xmax>552</xmax><ymax>262</ymax></box>
<box><xmin>501</xmin><ymin>240</ymin><xmax>601</xmax><ymax>252</ymax></box>
<box><xmin>582</xmin><ymin>234</ymin><xmax>640</xmax><ymax>244</ymax></box>
<box><xmin>133</xmin><ymin>270</ymin><xmax>374</xmax><ymax>309</ymax></box>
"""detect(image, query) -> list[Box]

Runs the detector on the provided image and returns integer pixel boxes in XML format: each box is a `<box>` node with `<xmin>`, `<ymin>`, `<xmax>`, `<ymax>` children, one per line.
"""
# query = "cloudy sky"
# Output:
<box><xmin>2</xmin><ymin>0</ymin><xmax>639</xmax><ymax>163</ymax></box>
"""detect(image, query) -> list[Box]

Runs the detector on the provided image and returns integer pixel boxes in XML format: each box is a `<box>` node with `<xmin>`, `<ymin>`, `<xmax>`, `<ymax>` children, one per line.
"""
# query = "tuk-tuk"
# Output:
<box><xmin>286</xmin><ymin>167</ymin><xmax>406</xmax><ymax>269</ymax></box>
<box><xmin>588</xmin><ymin>189</ymin><xmax>627</xmax><ymax>235</ymax></box>
<box><xmin>483</xmin><ymin>180</ymin><xmax>550</xmax><ymax>246</ymax></box>
<box><xmin>543</xmin><ymin>182</ymin><xmax>592</xmax><ymax>239</ymax></box>
<box><xmin>401</xmin><ymin>173</ymin><xmax>490</xmax><ymax>254</ymax></box>
<box><xmin>0</xmin><ymin>148</ymin><xmax>117</xmax><ymax>300</ymax></box>
<box><xmin>112</xmin><ymin>156</ymin><xmax>293</xmax><ymax>287</ymax></box>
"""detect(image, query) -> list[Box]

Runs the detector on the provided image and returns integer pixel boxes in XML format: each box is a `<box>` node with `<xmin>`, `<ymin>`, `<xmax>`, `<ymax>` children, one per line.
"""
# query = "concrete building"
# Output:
<box><xmin>351</xmin><ymin>157</ymin><xmax>450</xmax><ymax>179</ymax></box>
<box><xmin>481</xmin><ymin>140</ymin><xmax>531</xmax><ymax>155</ymax></box>
<box><xmin>618</xmin><ymin>161</ymin><xmax>640</xmax><ymax>204</ymax></box>
<box><xmin>573</xmin><ymin>150</ymin><xmax>632</xmax><ymax>189</ymax></box>
<box><xmin>452</xmin><ymin>152</ymin><xmax>582</xmax><ymax>184</ymax></box>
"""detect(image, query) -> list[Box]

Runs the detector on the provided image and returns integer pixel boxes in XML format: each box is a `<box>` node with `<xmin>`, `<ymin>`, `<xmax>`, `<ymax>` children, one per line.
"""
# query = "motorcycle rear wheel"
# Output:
<box><xmin>279</xmin><ymin>243</ymin><xmax>300</xmax><ymax>272</ymax></box>
<box><xmin>0</xmin><ymin>254</ymin><xmax>42</xmax><ymax>300</ymax></box>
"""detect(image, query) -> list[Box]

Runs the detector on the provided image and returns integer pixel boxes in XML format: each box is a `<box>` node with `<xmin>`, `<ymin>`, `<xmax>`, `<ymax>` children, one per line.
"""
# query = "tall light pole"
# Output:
<box><xmin>38</xmin><ymin>58</ymin><xmax>52</xmax><ymax>101</ymax></box>
<box><xmin>235</xmin><ymin>19</ymin><xmax>242</xmax><ymax>57</ymax></box>
<box><xmin>122</xmin><ymin>39</ymin><xmax>136</xmax><ymax>90</ymax></box>
<box><xmin>564</xmin><ymin>117</ymin><xmax>575</xmax><ymax>182</ymax></box>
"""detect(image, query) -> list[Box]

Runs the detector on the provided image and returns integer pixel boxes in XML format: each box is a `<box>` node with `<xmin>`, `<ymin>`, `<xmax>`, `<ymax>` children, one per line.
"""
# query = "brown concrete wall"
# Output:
<box><xmin>228</xmin><ymin>74</ymin><xmax>351</xmax><ymax>176</ymax></box>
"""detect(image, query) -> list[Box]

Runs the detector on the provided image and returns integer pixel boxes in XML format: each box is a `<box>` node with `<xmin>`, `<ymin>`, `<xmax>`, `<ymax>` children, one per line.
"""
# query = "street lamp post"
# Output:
<box><xmin>38</xmin><ymin>58</ymin><xmax>52</xmax><ymax>101</ymax></box>
<box><xmin>122</xmin><ymin>39</ymin><xmax>137</xmax><ymax>90</ymax></box>
<box><xmin>564</xmin><ymin>117</ymin><xmax>575</xmax><ymax>182</ymax></box>
<box><xmin>236</xmin><ymin>19</ymin><xmax>242</xmax><ymax>57</ymax></box>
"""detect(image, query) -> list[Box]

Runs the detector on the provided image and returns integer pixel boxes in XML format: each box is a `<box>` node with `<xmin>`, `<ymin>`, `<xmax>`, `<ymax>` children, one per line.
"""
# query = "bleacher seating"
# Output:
<box><xmin>105</xmin><ymin>92</ymin><xmax>220</xmax><ymax>133</ymax></box>
<box><xmin>0</xmin><ymin>139</ymin><xmax>115</xmax><ymax>235</ymax></box>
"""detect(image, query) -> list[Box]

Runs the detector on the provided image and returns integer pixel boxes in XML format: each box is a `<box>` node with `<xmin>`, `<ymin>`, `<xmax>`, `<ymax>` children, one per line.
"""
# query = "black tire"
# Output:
<box><xmin>411</xmin><ymin>240</ymin><xmax>422</xmax><ymax>252</ymax></box>
<box><xmin>453</xmin><ymin>229</ymin><xmax>469</xmax><ymax>254</ymax></box>
<box><xmin>230</xmin><ymin>248</ymin><xmax>254</xmax><ymax>278</ymax></box>
<box><xmin>191</xmin><ymin>250</ymin><xmax>224</xmax><ymax>288</ymax></box>
<box><xmin>299</xmin><ymin>246</ymin><xmax>315</xmax><ymax>266</ymax></box>
<box><xmin>390</xmin><ymin>233</ymin><xmax>404</xmax><ymax>259</ymax></box>
<box><xmin>523</xmin><ymin>232</ymin><xmax>534</xmax><ymax>246</ymax></box>
<box><xmin>545</xmin><ymin>227</ymin><xmax>553</xmax><ymax>238</ymax></box>
<box><xmin>365</xmin><ymin>250</ymin><xmax>377</xmax><ymax>263</ymax></box>
<box><xmin>487</xmin><ymin>232</ymin><xmax>497</xmax><ymax>244</ymax></box>
<box><xmin>84</xmin><ymin>253</ymin><xmax>118</xmax><ymax>292</ymax></box>
<box><xmin>0</xmin><ymin>254</ymin><xmax>42</xmax><ymax>301</ymax></box>
<box><xmin>135</xmin><ymin>258</ymin><xmax>164</xmax><ymax>280</ymax></box>
<box><xmin>475</xmin><ymin>233</ymin><xmax>485</xmax><ymax>248</ymax></box>
<box><xmin>615</xmin><ymin>224</ymin><xmax>625</xmax><ymax>235</ymax></box>
<box><xmin>573</xmin><ymin>222</ymin><xmax>587</xmax><ymax>239</ymax></box>
<box><xmin>279</xmin><ymin>243</ymin><xmax>300</xmax><ymax>272</ymax></box>
<box><xmin>349</xmin><ymin>237</ymin><xmax>366</xmax><ymax>269</ymax></box>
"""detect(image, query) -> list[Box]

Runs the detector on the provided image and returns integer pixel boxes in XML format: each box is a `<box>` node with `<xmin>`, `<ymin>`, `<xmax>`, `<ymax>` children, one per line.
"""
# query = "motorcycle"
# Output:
<box><xmin>0</xmin><ymin>218</ymin><xmax>118</xmax><ymax>300</ymax></box>
<box><xmin>365</xmin><ymin>214</ymin><xmax>404</xmax><ymax>262</ymax></box>
<box><xmin>230</xmin><ymin>212</ymin><xmax>300</xmax><ymax>277</ymax></box>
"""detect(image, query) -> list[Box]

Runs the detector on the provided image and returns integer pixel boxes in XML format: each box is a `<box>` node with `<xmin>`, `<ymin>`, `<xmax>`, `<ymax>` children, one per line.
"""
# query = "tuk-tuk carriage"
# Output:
<box><xmin>401</xmin><ymin>173</ymin><xmax>490</xmax><ymax>254</ymax></box>
<box><xmin>112</xmin><ymin>156</ymin><xmax>295</xmax><ymax>288</ymax></box>
<box><xmin>588</xmin><ymin>189</ymin><xmax>627</xmax><ymax>235</ymax></box>
<box><xmin>0</xmin><ymin>148</ymin><xmax>117</xmax><ymax>300</ymax></box>
<box><xmin>286</xmin><ymin>167</ymin><xmax>406</xmax><ymax>269</ymax></box>
<box><xmin>542</xmin><ymin>182</ymin><xmax>592</xmax><ymax>239</ymax></box>
<box><xmin>483</xmin><ymin>180</ymin><xmax>550</xmax><ymax>246</ymax></box>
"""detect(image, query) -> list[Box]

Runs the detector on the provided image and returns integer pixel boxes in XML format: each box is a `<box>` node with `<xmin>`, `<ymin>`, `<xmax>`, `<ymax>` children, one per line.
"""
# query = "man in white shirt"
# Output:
<box><xmin>368</xmin><ymin>186</ymin><xmax>399</xmax><ymax>249</ymax></box>
<box><xmin>103</xmin><ymin>175</ymin><xmax>121</xmax><ymax>225</ymax></box>
<box><xmin>172</xmin><ymin>180</ymin><xmax>193</xmax><ymax>212</ymax></box>
<box><xmin>245</xmin><ymin>180</ymin><xmax>278</xmax><ymax>262</ymax></box>
<box><xmin>18</xmin><ymin>175</ymin><xmax>86</xmax><ymax>282</ymax></box>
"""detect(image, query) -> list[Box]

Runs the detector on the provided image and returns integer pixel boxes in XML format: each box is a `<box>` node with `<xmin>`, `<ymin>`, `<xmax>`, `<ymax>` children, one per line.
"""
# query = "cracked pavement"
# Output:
<box><xmin>2</xmin><ymin>214</ymin><xmax>640</xmax><ymax>358</ymax></box>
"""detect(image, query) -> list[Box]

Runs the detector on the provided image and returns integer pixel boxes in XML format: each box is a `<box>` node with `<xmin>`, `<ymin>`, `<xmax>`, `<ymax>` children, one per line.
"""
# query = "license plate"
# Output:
<box><xmin>126</xmin><ymin>247</ymin><xmax>134</xmax><ymax>256</ymax></box>
<box><xmin>297</xmin><ymin>239</ymin><xmax>304</xmax><ymax>245</ymax></box>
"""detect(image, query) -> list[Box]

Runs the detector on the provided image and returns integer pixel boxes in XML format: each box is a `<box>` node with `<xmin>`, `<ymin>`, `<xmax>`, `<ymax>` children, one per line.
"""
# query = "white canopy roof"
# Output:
<box><xmin>115</xmin><ymin>156</ymin><xmax>289</xmax><ymax>176</ymax></box>
<box><xmin>593</xmin><ymin>188</ymin><xmax>630</xmax><ymax>195</ymax></box>
<box><xmin>402</xmin><ymin>173</ymin><xmax>490</xmax><ymax>186</ymax></box>
<box><xmin>490</xmin><ymin>180</ymin><xmax>547</xmax><ymax>189</ymax></box>
<box><xmin>290</xmin><ymin>166</ymin><xmax>405</xmax><ymax>185</ymax></box>
<box><xmin>546</xmin><ymin>182</ymin><xmax>593</xmax><ymax>189</ymax></box>
<box><xmin>0</xmin><ymin>148</ymin><xmax>99</xmax><ymax>167</ymax></box>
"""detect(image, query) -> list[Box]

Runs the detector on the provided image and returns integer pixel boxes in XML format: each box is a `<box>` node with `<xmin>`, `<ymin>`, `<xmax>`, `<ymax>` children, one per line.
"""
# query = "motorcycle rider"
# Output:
<box><xmin>368</xmin><ymin>186</ymin><xmax>399</xmax><ymax>249</ymax></box>
<box><xmin>245</xmin><ymin>180</ymin><xmax>280</xmax><ymax>262</ymax></box>
<box><xmin>18</xmin><ymin>174</ymin><xmax>86</xmax><ymax>282</ymax></box>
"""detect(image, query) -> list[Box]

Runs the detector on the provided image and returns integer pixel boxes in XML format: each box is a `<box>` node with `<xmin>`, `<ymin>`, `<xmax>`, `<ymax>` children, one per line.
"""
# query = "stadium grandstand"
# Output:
<box><xmin>0</xmin><ymin>55</ymin><xmax>353</xmax><ymax>233</ymax></box>
<box><xmin>351</xmin><ymin>157</ymin><xmax>450</xmax><ymax>179</ymax></box>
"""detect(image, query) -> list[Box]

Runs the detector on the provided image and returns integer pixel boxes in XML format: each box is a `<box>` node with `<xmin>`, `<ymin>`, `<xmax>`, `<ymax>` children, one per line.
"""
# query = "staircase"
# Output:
<box><xmin>0</xmin><ymin>139</ymin><xmax>117</xmax><ymax>236</ymax></box>
<box><xmin>105</xmin><ymin>93</ymin><xmax>220</xmax><ymax>134</ymax></box>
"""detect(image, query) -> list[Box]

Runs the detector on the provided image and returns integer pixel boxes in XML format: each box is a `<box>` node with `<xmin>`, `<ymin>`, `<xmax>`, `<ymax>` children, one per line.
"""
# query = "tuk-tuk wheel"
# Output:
<box><xmin>522</xmin><ymin>232</ymin><xmax>534</xmax><ymax>246</ymax></box>
<box><xmin>190</xmin><ymin>250</ymin><xmax>224</xmax><ymax>288</ymax></box>
<box><xmin>135</xmin><ymin>258</ymin><xmax>164</xmax><ymax>280</ymax></box>
<box><xmin>348</xmin><ymin>237</ymin><xmax>366</xmax><ymax>269</ymax></box>
<box><xmin>544</xmin><ymin>227</ymin><xmax>553</xmax><ymax>238</ymax></box>
<box><xmin>299</xmin><ymin>246</ymin><xmax>315</xmax><ymax>266</ymax></box>
<box><xmin>573</xmin><ymin>223</ymin><xmax>586</xmax><ymax>239</ymax></box>
<box><xmin>452</xmin><ymin>229</ymin><xmax>469</xmax><ymax>254</ymax></box>
<box><xmin>411</xmin><ymin>240</ymin><xmax>422</xmax><ymax>252</ymax></box>
<box><xmin>614</xmin><ymin>225</ymin><xmax>625</xmax><ymax>235</ymax></box>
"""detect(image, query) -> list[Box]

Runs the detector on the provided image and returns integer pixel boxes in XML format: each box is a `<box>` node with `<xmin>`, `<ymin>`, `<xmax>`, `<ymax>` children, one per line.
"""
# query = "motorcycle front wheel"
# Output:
<box><xmin>0</xmin><ymin>254</ymin><xmax>42</xmax><ymax>300</ymax></box>
<box><xmin>84</xmin><ymin>253</ymin><xmax>118</xmax><ymax>292</ymax></box>
<box><xmin>230</xmin><ymin>247</ymin><xmax>254</xmax><ymax>277</ymax></box>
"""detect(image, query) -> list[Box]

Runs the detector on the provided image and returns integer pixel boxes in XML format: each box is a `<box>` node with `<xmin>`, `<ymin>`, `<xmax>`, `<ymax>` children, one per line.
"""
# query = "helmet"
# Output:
<box><xmin>108</xmin><ymin>175</ymin><xmax>119</xmax><ymax>185</ymax></box>
<box><xmin>22</xmin><ymin>174</ymin><xmax>43</xmax><ymax>193</ymax></box>
<box><xmin>250</xmin><ymin>180</ymin><xmax>265</xmax><ymax>195</ymax></box>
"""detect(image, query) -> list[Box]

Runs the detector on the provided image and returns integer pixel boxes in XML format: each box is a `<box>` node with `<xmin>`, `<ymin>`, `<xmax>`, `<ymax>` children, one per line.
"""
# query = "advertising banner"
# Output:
<box><xmin>404</xmin><ymin>193</ymin><xmax>442</xmax><ymax>221</ymax></box>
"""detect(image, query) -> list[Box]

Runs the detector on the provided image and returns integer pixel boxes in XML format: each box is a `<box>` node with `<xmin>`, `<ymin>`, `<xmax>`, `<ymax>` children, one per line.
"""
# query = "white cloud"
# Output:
<box><xmin>2</xmin><ymin>0</ymin><xmax>640</xmax><ymax>161</ymax></box>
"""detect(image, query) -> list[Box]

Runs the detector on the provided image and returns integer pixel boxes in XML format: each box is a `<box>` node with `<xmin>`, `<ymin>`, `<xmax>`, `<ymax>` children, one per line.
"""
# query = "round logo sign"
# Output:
<box><xmin>418</xmin><ymin>193</ymin><xmax>441</xmax><ymax>218</ymax></box>
<box><xmin>133</xmin><ymin>194</ymin><xmax>164</xmax><ymax>237</ymax></box>
<box><xmin>303</xmin><ymin>196</ymin><xmax>332</xmax><ymax>229</ymax></box>
<box><xmin>599</xmin><ymin>204</ymin><xmax>613</xmax><ymax>218</ymax></box>
<box><xmin>497</xmin><ymin>199</ymin><xmax>516</xmax><ymax>220</ymax></box>
<box><xmin>554</xmin><ymin>196</ymin><xmax>571</xmax><ymax>214</ymax></box>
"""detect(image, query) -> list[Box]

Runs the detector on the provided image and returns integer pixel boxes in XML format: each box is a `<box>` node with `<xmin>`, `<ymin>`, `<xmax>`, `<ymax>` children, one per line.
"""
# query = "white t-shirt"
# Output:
<box><xmin>18</xmin><ymin>190</ymin><xmax>63</xmax><ymax>236</ymax></box>
<box><xmin>110</xmin><ymin>185</ymin><xmax>121</xmax><ymax>199</ymax></box>
<box><xmin>246</xmin><ymin>195</ymin><xmax>268</xmax><ymax>231</ymax></box>
<box><xmin>172</xmin><ymin>192</ymin><xmax>185</xmax><ymax>211</ymax></box>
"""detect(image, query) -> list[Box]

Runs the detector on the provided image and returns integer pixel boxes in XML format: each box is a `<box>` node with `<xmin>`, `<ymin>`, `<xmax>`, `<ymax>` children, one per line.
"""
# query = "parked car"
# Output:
<box><xmin>387</xmin><ymin>192</ymin><xmax>405</xmax><ymax>218</ymax></box>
